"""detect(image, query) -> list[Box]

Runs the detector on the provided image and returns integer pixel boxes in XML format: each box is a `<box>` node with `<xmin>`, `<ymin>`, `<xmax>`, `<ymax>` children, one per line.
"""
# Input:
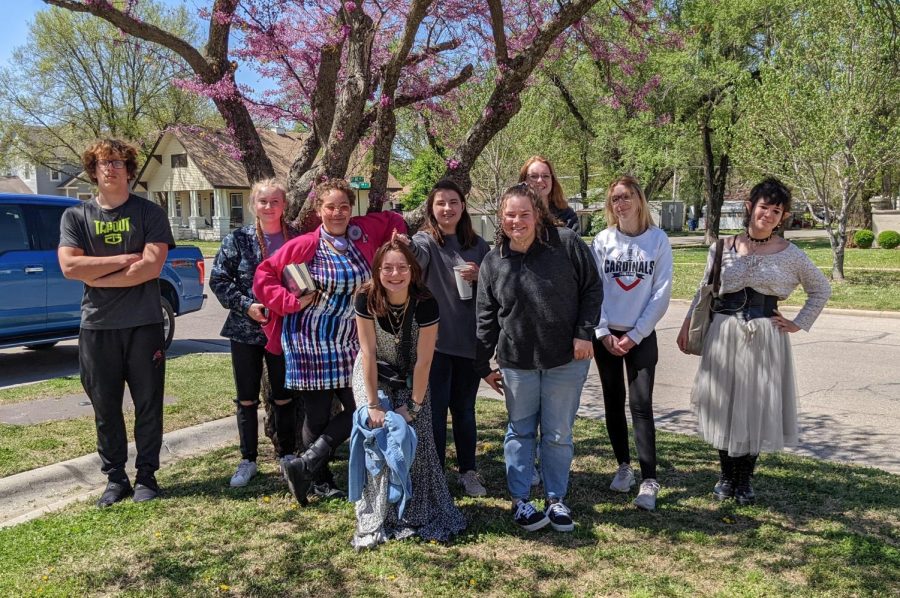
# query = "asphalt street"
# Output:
<box><xmin>2</xmin><ymin>251</ymin><xmax>898</xmax><ymax>475</ymax></box>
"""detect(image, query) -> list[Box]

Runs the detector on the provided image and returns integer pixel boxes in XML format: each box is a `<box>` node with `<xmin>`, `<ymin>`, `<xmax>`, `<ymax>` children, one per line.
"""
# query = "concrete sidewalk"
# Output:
<box><xmin>2</xmin><ymin>299</ymin><xmax>898</xmax><ymax>527</ymax></box>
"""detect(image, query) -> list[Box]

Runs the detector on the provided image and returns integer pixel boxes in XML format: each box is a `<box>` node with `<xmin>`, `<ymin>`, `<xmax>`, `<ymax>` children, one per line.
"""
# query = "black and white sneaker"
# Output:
<box><xmin>513</xmin><ymin>500</ymin><xmax>550</xmax><ymax>532</ymax></box>
<box><xmin>545</xmin><ymin>500</ymin><xmax>575</xmax><ymax>532</ymax></box>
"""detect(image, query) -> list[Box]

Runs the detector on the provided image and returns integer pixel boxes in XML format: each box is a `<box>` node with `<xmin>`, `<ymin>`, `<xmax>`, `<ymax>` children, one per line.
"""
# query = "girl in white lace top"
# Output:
<box><xmin>677</xmin><ymin>178</ymin><xmax>831</xmax><ymax>506</ymax></box>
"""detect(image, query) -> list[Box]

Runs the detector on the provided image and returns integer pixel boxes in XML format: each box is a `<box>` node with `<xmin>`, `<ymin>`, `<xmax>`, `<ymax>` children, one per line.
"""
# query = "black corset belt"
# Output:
<box><xmin>713</xmin><ymin>288</ymin><xmax>778</xmax><ymax>321</ymax></box>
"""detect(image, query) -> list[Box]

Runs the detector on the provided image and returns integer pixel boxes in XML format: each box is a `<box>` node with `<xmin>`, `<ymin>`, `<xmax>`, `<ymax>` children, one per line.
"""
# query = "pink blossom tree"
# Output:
<box><xmin>43</xmin><ymin>0</ymin><xmax>655</xmax><ymax>225</ymax></box>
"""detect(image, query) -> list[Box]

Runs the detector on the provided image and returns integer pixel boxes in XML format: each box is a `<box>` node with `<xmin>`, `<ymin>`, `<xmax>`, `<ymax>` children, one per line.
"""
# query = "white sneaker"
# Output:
<box><xmin>279</xmin><ymin>454</ymin><xmax>296</xmax><ymax>483</ymax></box>
<box><xmin>610</xmin><ymin>462</ymin><xmax>635</xmax><ymax>493</ymax></box>
<box><xmin>229</xmin><ymin>459</ymin><xmax>257</xmax><ymax>487</ymax></box>
<box><xmin>459</xmin><ymin>470</ymin><xmax>487</xmax><ymax>497</ymax></box>
<box><xmin>531</xmin><ymin>467</ymin><xmax>541</xmax><ymax>487</ymax></box>
<box><xmin>634</xmin><ymin>478</ymin><xmax>660</xmax><ymax>511</ymax></box>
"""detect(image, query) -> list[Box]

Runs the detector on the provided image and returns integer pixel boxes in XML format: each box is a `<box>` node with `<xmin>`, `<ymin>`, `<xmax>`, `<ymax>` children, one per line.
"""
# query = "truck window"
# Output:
<box><xmin>34</xmin><ymin>206</ymin><xmax>67</xmax><ymax>250</ymax></box>
<box><xmin>0</xmin><ymin>206</ymin><xmax>29</xmax><ymax>254</ymax></box>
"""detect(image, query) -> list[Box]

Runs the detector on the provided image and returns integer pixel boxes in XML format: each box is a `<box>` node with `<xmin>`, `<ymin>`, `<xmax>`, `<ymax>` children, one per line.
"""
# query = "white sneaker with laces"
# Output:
<box><xmin>230</xmin><ymin>459</ymin><xmax>257</xmax><ymax>488</ymax></box>
<box><xmin>633</xmin><ymin>478</ymin><xmax>660</xmax><ymax>511</ymax></box>
<box><xmin>279</xmin><ymin>454</ymin><xmax>296</xmax><ymax>483</ymax></box>
<box><xmin>459</xmin><ymin>470</ymin><xmax>487</xmax><ymax>497</ymax></box>
<box><xmin>610</xmin><ymin>462</ymin><xmax>635</xmax><ymax>493</ymax></box>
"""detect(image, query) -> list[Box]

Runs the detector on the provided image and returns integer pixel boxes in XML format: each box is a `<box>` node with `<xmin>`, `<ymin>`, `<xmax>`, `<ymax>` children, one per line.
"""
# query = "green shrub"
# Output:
<box><xmin>854</xmin><ymin>229</ymin><xmax>875</xmax><ymax>249</ymax></box>
<box><xmin>877</xmin><ymin>230</ymin><xmax>900</xmax><ymax>249</ymax></box>
<box><xmin>588</xmin><ymin>211</ymin><xmax>608</xmax><ymax>236</ymax></box>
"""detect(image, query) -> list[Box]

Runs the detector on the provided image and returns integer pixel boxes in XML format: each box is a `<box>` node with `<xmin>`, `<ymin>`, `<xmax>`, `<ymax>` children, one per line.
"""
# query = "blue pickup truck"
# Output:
<box><xmin>0</xmin><ymin>194</ymin><xmax>206</xmax><ymax>350</ymax></box>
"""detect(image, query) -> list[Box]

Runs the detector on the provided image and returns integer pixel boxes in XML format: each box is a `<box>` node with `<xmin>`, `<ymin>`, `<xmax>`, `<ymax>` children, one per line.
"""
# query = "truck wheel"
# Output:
<box><xmin>162</xmin><ymin>297</ymin><xmax>175</xmax><ymax>349</ymax></box>
<box><xmin>27</xmin><ymin>341</ymin><xmax>59</xmax><ymax>350</ymax></box>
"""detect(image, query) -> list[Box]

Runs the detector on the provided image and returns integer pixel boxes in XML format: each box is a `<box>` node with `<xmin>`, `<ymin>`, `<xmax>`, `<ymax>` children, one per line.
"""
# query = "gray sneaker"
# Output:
<box><xmin>229</xmin><ymin>459</ymin><xmax>257</xmax><ymax>488</ymax></box>
<box><xmin>279</xmin><ymin>454</ymin><xmax>296</xmax><ymax>483</ymax></box>
<box><xmin>459</xmin><ymin>470</ymin><xmax>487</xmax><ymax>497</ymax></box>
<box><xmin>633</xmin><ymin>478</ymin><xmax>660</xmax><ymax>511</ymax></box>
<box><xmin>610</xmin><ymin>462</ymin><xmax>635</xmax><ymax>493</ymax></box>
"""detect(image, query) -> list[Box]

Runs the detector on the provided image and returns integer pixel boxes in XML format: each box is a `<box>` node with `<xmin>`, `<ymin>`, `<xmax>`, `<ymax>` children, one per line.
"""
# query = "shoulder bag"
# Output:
<box><xmin>376</xmin><ymin>298</ymin><xmax>417</xmax><ymax>389</ymax></box>
<box><xmin>685</xmin><ymin>238</ymin><xmax>725</xmax><ymax>356</ymax></box>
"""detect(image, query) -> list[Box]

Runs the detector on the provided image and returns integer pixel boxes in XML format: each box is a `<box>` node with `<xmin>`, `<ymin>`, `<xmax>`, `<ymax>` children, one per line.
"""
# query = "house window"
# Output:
<box><xmin>23</xmin><ymin>165</ymin><xmax>31</xmax><ymax>179</ymax></box>
<box><xmin>230</xmin><ymin>193</ymin><xmax>243</xmax><ymax>226</ymax></box>
<box><xmin>171</xmin><ymin>154</ymin><xmax>188</xmax><ymax>168</ymax></box>
<box><xmin>175</xmin><ymin>198</ymin><xmax>182</xmax><ymax>218</ymax></box>
<box><xmin>209</xmin><ymin>193</ymin><xmax>215</xmax><ymax>217</ymax></box>
<box><xmin>50</xmin><ymin>169</ymin><xmax>61</xmax><ymax>181</ymax></box>
<box><xmin>77</xmin><ymin>193</ymin><xmax>92</xmax><ymax>201</ymax></box>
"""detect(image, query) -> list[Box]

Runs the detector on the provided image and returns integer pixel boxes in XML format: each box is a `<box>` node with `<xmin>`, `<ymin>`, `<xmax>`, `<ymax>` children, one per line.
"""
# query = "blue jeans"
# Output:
<box><xmin>502</xmin><ymin>359</ymin><xmax>591</xmax><ymax>501</ymax></box>
<box><xmin>429</xmin><ymin>351</ymin><xmax>481</xmax><ymax>472</ymax></box>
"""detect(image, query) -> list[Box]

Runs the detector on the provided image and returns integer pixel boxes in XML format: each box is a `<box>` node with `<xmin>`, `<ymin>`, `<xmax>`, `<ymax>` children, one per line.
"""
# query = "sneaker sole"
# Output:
<box><xmin>230</xmin><ymin>478</ymin><xmax>251</xmax><ymax>488</ymax></box>
<box><xmin>633</xmin><ymin>500</ymin><xmax>656</xmax><ymax>511</ymax></box>
<box><xmin>550</xmin><ymin>520</ymin><xmax>574</xmax><ymax>532</ymax></box>
<box><xmin>518</xmin><ymin>516</ymin><xmax>551</xmax><ymax>532</ymax></box>
<box><xmin>610</xmin><ymin>482</ymin><xmax>635</xmax><ymax>493</ymax></box>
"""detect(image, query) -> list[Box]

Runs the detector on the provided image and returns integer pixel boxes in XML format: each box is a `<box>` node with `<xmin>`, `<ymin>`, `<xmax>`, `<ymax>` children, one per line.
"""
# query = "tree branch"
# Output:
<box><xmin>487</xmin><ymin>0</ymin><xmax>508</xmax><ymax>65</ymax></box>
<box><xmin>548</xmin><ymin>73</ymin><xmax>596</xmax><ymax>137</ymax></box>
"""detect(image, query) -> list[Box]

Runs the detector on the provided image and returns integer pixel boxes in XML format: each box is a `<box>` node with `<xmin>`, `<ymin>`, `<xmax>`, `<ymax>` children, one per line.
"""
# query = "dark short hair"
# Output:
<box><xmin>82</xmin><ymin>139</ymin><xmax>139</xmax><ymax>183</ymax></box>
<box><xmin>745</xmin><ymin>178</ymin><xmax>792</xmax><ymax>228</ymax></box>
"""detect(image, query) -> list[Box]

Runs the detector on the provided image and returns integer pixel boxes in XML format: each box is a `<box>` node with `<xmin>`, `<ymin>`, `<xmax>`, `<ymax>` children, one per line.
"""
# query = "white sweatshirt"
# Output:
<box><xmin>591</xmin><ymin>226</ymin><xmax>673</xmax><ymax>344</ymax></box>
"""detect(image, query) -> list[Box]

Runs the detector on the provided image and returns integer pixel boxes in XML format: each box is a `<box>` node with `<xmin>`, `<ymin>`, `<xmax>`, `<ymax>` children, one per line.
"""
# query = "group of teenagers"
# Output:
<box><xmin>209</xmin><ymin>156</ymin><xmax>832</xmax><ymax>548</ymax></box>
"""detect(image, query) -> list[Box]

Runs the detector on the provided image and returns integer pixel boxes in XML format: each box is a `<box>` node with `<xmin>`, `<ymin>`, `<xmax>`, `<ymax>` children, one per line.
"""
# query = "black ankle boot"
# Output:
<box><xmin>285</xmin><ymin>437</ymin><xmax>332</xmax><ymax>506</ymax></box>
<box><xmin>713</xmin><ymin>450</ymin><xmax>735</xmax><ymax>501</ymax></box>
<box><xmin>734</xmin><ymin>454</ymin><xmax>758</xmax><ymax>506</ymax></box>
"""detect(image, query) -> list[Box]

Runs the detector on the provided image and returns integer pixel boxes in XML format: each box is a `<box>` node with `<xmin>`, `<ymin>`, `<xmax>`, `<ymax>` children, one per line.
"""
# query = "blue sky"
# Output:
<box><xmin>0</xmin><ymin>0</ymin><xmax>271</xmax><ymax>90</ymax></box>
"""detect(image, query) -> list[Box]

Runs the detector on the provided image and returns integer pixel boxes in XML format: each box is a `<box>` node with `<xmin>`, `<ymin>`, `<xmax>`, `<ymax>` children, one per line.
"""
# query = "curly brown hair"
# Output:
<box><xmin>313</xmin><ymin>178</ymin><xmax>356</xmax><ymax>210</ymax></box>
<box><xmin>82</xmin><ymin>139</ymin><xmax>139</xmax><ymax>183</ymax></box>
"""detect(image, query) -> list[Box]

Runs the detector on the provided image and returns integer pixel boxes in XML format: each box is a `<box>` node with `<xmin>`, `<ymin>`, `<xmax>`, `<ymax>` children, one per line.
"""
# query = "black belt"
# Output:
<box><xmin>713</xmin><ymin>288</ymin><xmax>778</xmax><ymax>321</ymax></box>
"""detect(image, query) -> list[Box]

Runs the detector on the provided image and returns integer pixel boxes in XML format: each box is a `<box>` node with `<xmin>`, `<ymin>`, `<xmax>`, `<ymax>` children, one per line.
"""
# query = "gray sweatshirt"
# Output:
<box><xmin>410</xmin><ymin>231</ymin><xmax>491</xmax><ymax>359</ymax></box>
<box><xmin>474</xmin><ymin>226</ymin><xmax>602</xmax><ymax>377</ymax></box>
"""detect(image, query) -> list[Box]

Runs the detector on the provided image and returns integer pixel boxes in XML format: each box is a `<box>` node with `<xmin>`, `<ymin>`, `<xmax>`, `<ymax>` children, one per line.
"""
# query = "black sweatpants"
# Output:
<box><xmin>592</xmin><ymin>330</ymin><xmax>658</xmax><ymax>480</ymax></box>
<box><xmin>79</xmin><ymin>323</ymin><xmax>166</xmax><ymax>480</ymax></box>
<box><xmin>230</xmin><ymin>340</ymin><xmax>295</xmax><ymax>460</ymax></box>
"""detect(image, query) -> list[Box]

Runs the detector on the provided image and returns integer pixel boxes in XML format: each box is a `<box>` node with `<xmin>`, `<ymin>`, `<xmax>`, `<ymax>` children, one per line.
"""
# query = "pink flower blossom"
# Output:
<box><xmin>447</xmin><ymin>159</ymin><xmax>460</xmax><ymax>170</ymax></box>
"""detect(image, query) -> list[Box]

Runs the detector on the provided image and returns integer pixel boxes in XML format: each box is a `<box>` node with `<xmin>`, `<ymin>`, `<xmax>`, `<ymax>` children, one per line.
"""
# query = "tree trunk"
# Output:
<box><xmin>701</xmin><ymin>117</ymin><xmax>729</xmax><ymax>243</ymax></box>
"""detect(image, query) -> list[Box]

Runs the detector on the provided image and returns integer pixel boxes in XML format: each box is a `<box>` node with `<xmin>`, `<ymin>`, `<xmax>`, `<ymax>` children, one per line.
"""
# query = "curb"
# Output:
<box><xmin>0</xmin><ymin>416</ymin><xmax>239</xmax><ymax>528</ymax></box>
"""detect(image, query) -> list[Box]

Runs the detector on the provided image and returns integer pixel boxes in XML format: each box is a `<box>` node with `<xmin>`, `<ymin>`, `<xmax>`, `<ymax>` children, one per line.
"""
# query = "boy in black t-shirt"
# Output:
<box><xmin>58</xmin><ymin>139</ymin><xmax>175</xmax><ymax>507</ymax></box>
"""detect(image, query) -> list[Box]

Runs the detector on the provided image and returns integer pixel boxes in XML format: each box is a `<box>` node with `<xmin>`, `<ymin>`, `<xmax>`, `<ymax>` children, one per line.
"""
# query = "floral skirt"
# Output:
<box><xmin>690</xmin><ymin>313</ymin><xmax>799</xmax><ymax>456</ymax></box>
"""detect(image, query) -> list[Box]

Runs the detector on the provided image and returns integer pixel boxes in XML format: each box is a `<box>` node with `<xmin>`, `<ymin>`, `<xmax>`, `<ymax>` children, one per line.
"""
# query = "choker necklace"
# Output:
<box><xmin>746</xmin><ymin>231</ymin><xmax>772</xmax><ymax>245</ymax></box>
<box><xmin>321</xmin><ymin>228</ymin><xmax>348</xmax><ymax>252</ymax></box>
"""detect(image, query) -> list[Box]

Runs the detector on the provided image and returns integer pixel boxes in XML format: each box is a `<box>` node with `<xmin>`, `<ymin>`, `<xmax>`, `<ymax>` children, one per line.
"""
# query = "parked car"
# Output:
<box><xmin>0</xmin><ymin>194</ymin><xmax>206</xmax><ymax>350</ymax></box>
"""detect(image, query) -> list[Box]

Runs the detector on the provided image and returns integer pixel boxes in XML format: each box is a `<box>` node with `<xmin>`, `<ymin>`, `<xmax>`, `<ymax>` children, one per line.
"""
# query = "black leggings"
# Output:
<box><xmin>592</xmin><ymin>331</ymin><xmax>658</xmax><ymax>480</ymax></box>
<box><xmin>300</xmin><ymin>387</ymin><xmax>355</xmax><ymax>450</ymax></box>
<box><xmin>230</xmin><ymin>341</ymin><xmax>295</xmax><ymax>460</ymax></box>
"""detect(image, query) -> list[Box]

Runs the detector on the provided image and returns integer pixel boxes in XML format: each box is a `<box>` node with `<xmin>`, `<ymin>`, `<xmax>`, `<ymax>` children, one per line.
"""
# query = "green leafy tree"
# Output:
<box><xmin>0</xmin><ymin>2</ymin><xmax>218</xmax><ymax>172</ymax></box>
<box><xmin>734</xmin><ymin>0</ymin><xmax>900</xmax><ymax>279</ymax></box>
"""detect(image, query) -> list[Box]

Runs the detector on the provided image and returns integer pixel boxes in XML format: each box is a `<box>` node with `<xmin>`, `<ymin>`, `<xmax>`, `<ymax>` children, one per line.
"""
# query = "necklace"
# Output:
<box><xmin>386</xmin><ymin>298</ymin><xmax>409</xmax><ymax>345</ymax></box>
<box><xmin>746</xmin><ymin>230</ymin><xmax>772</xmax><ymax>245</ymax></box>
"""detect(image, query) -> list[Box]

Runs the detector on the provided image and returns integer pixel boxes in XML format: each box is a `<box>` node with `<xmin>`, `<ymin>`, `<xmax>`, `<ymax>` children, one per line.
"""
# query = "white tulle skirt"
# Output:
<box><xmin>690</xmin><ymin>313</ymin><xmax>799</xmax><ymax>456</ymax></box>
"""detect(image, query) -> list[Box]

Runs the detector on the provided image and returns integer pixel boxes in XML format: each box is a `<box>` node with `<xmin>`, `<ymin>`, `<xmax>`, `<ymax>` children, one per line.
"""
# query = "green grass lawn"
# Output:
<box><xmin>0</xmin><ymin>354</ymin><xmax>234</xmax><ymax>477</ymax></box>
<box><xmin>179</xmin><ymin>240</ymin><xmax>222</xmax><ymax>259</ymax></box>
<box><xmin>672</xmin><ymin>240</ymin><xmax>900</xmax><ymax>311</ymax></box>
<box><xmin>1</xmin><ymin>399</ymin><xmax>897</xmax><ymax>597</ymax></box>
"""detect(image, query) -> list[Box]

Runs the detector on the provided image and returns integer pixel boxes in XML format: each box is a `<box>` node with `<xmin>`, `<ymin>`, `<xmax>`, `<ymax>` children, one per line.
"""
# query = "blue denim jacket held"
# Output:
<box><xmin>348</xmin><ymin>403</ymin><xmax>417</xmax><ymax>519</ymax></box>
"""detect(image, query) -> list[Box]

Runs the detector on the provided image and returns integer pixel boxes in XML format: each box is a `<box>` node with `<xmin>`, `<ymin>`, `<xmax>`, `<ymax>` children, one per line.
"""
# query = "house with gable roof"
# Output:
<box><xmin>134</xmin><ymin>126</ymin><xmax>403</xmax><ymax>240</ymax></box>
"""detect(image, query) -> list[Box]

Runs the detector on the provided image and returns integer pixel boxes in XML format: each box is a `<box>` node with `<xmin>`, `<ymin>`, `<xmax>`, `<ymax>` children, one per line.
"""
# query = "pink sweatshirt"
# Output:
<box><xmin>252</xmin><ymin>210</ymin><xmax>407</xmax><ymax>354</ymax></box>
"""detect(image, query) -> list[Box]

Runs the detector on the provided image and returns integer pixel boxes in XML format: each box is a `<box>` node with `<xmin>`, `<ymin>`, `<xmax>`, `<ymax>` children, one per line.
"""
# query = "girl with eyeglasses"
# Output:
<box><xmin>518</xmin><ymin>156</ymin><xmax>581</xmax><ymax>233</ymax></box>
<box><xmin>590</xmin><ymin>176</ymin><xmax>673</xmax><ymax>511</ymax></box>
<box><xmin>254</xmin><ymin>179</ymin><xmax>406</xmax><ymax>505</ymax></box>
<box><xmin>350</xmin><ymin>240</ymin><xmax>466</xmax><ymax>548</ymax></box>
<box><xmin>393</xmin><ymin>179</ymin><xmax>491</xmax><ymax>497</ymax></box>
